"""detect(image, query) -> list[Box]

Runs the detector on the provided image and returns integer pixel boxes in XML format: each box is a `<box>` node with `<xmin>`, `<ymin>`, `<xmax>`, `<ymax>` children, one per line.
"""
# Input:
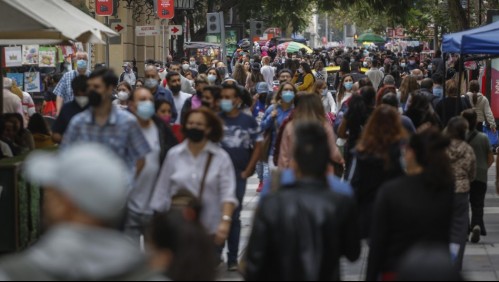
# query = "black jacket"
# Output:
<box><xmin>152</xmin><ymin>116</ymin><xmax>178</xmax><ymax>165</ymax></box>
<box><xmin>244</xmin><ymin>179</ymin><xmax>360</xmax><ymax>281</ymax></box>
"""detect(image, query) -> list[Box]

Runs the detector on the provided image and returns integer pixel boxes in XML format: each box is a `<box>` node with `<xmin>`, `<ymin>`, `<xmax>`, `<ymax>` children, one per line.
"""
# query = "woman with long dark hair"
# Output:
<box><xmin>348</xmin><ymin>105</ymin><xmax>407</xmax><ymax>239</ymax></box>
<box><xmin>367</xmin><ymin>128</ymin><xmax>455</xmax><ymax>281</ymax></box>
<box><xmin>245</xmin><ymin>63</ymin><xmax>265</xmax><ymax>93</ymax></box>
<box><xmin>232</xmin><ymin>63</ymin><xmax>248</xmax><ymax>86</ymax></box>
<box><xmin>404</xmin><ymin>90</ymin><xmax>442</xmax><ymax>130</ymax></box>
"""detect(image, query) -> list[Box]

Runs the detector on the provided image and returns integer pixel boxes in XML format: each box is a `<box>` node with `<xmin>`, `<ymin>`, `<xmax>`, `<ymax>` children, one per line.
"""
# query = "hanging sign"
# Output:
<box><xmin>96</xmin><ymin>0</ymin><xmax>114</xmax><ymax>16</ymax></box>
<box><xmin>157</xmin><ymin>0</ymin><xmax>175</xmax><ymax>19</ymax></box>
<box><xmin>22</xmin><ymin>45</ymin><xmax>39</xmax><ymax>65</ymax></box>
<box><xmin>39</xmin><ymin>47</ymin><xmax>57</xmax><ymax>68</ymax></box>
<box><xmin>3</xmin><ymin>46</ymin><xmax>22</xmax><ymax>67</ymax></box>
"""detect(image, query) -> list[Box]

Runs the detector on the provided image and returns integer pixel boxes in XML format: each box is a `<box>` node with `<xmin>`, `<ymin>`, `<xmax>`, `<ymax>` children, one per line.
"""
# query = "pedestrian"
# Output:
<box><xmin>404</xmin><ymin>91</ymin><xmax>442</xmax><ymax>130</ymax></box>
<box><xmin>462</xmin><ymin>109</ymin><xmax>494</xmax><ymax>243</ymax></box>
<box><xmin>348</xmin><ymin>105</ymin><xmax>407</xmax><ymax>239</ymax></box>
<box><xmin>252</xmin><ymin>82</ymin><xmax>270</xmax><ymax>122</ymax></box>
<box><xmin>27</xmin><ymin>113</ymin><xmax>55</xmax><ymax>149</ymax></box>
<box><xmin>113</xmin><ymin>81</ymin><xmax>132</xmax><ymax>110</ymax></box>
<box><xmin>62</xmin><ymin>68</ymin><xmax>151</xmax><ymax>178</ymax></box>
<box><xmin>314</xmin><ymin>60</ymin><xmax>328</xmax><ymax>81</ymax></box>
<box><xmin>166</xmin><ymin>72</ymin><xmax>192</xmax><ymax>125</ymax></box>
<box><xmin>51</xmin><ymin>75</ymin><xmax>89</xmax><ymax>143</ymax></box>
<box><xmin>202</xmin><ymin>85</ymin><xmax>222</xmax><ymax>113</ymax></box>
<box><xmin>181</xmin><ymin>75</ymin><xmax>209</xmax><ymax>124</ymax></box>
<box><xmin>150</xmin><ymin>108</ymin><xmax>238</xmax><ymax>255</ymax></box>
<box><xmin>366</xmin><ymin>60</ymin><xmax>384</xmax><ymax>91</ymax></box>
<box><xmin>13</xmin><ymin>80</ymin><xmax>35</xmax><ymax>124</ymax></box>
<box><xmin>144</xmin><ymin>65</ymin><xmax>178</xmax><ymax>122</ymax></box>
<box><xmin>431</xmin><ymin>73</ymin><xmax>445</xmax><ymax>108</ymax></box>
<box><xmin>54</xmin><ymin>52</ymin><xmax>91</xmax><ymax>114</ymax></box>
<box><xmin>167</xmin><ymin>62</ymin><xmax>196</xmax><ymax>94</ymax></box>
<box><xmin>2</xmin><ymin>78</ymin><xmax>23</xmax><ymax>116</ymax></box>
<box><xmin>312</xmin><ymin>80</ymin><xmax>337</xmax><ymax>115</ymax></box>
<box><xmin>124</xmin><ymin>87</ymin><xmax>178</xmax><ymax>240</ymax></box>
<box><xmin>0</xmin><ymin>144</ymin><xmax>165</xmax><ymax>281</ymax></box>
<box><xmin>278</xmin><ymin>94</ymin><xmax>343</xmax><ymax>169</ymax></box>
<box><xmin>5</xmin><ymin>113</ymin><xmax>35</xmax><ymax>154</ymax></box>
<box><xmin>367</xmin><ymin>129</ymin><xmax>454</xmax><ymax>280</ymax></box>
<box><xmin>233</xmin><ymin>63</ymin><xmax>248</xmax><ymax>86</ymax></box>
<box><xmin>446</xmin><ymin>116</ymin><xmax>476</xmax><ymax>271</ymax></box>
<box><xmin>0</xmin><ymin>117</ymin><xmax>13</xmax><ymax>159</ymax></box>
<box><xmin>218</xmin><ymin>83</ymin><xmax>263</xmax><ymax>271</ymax></box>
<box><xmin>147</xmin><ymin>210</ymin><xmax>217</xmax><ymax>281</ymax></box>
<box><xmin>292</xmin><ymin>62</ymin><xmax>315</xmax><ymax>92</ymax></box>
<box><xmin>435</xmin><ymin>80</ymin><xmax>472</xmax><ymax>127</ymax></box>
<box><xmin>120</xmin><ymin>62</ymin><xmax>138</xmax><ymax>87</ymax></box>
<box><xmin>261</xmin><ymin>56</ymin><xmax>275</xmax><ymax>92</ymax></box>
<box><xmin>350</xmin><ymin>61</ymin><xmax>367</xmax><ymax>82</ymax></box>
<box><xmin>399</xmin><ymin>76</ymin><xmax>419</xmax><ymax>111</ymax></box>
<box><xmin>245</xmin><ymin>122</ymin><xmax>360</xmax><ymax>281</ymax></box>
<box><xmin>245</xmin><ymin>63</ymin><xmax>264</xmax><ymax>93</ymax></box>
<box><xmin>42</xmin><ymin>74</ymin><xmax>60</xmax><ymax>117</ymax></box>
<box><xmin>381</xmin><ymin>93</ymin><xmax>416</xmax><ymax>134</ymax></box>
<box><xmin>135</xmin><ymin>79</ymin><xmax>144</xmax><ymax>88</ymax></box>
<box><xmin>466</xmin><ymin>80</ymin><xmax>496</xmax><ymax>133</ymax></box>
<box><xmin>419</xmin><ymin>78</ymin><xmax>434</xmax><ymax>102</ymax></box>
<box><xmin>277</xmin><ymin>69</ymin><xmax>293</xmax><ymax>85</ymax></box>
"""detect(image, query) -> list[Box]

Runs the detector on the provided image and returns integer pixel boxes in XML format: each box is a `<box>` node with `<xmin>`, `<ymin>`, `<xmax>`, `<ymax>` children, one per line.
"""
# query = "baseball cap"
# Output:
<box><xmin>24</xmin><ymin>143</ymin><xmax>129</xmax><ymax>222</ymax></box>
<box><xmin>255</xmin><ymin>82</ymin><xmax>269</xmax><ymax>94</ymax></box>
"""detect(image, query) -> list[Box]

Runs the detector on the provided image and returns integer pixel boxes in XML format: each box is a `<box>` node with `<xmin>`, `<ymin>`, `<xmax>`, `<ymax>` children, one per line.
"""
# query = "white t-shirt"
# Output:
<box><xmin>128</xmin><ymin>123</ymin><xmax>161</xmax><ymax>215</ymax></box>
<box><xmin>0</xmin><ymin>141</ymin><xmax>13</xmax><ymax>158</ymax></box>
<box><xmin>173</xmin><ymin>91</ymin><xmax>192</xmax><ymax>124</ymax></box>
<box><xmin>261</xmin><ymin>65</ymin><xmax>275</xmax><ymax>91</ymax></box>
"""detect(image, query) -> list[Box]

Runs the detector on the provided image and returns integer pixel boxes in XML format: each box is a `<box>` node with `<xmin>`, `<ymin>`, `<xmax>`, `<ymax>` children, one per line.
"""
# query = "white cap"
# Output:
<box><xmin>24</xmin><ymin>143</ymin><xmax>129</xmax><ymax>222</ymax></box>
<box><xmin>3</xmin><ymin>77</ymin><xmax>12</xmax><ymax>89</ymax></box>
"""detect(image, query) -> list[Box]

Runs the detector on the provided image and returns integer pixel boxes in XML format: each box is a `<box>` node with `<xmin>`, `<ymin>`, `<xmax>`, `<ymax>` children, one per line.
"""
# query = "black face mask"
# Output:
<box><xmin>170</xmin><ymin>85</ymin><xmax>182</xmax><ymax>94</ymax></box>
<box><xmin>201</xmin><ymin>101</ymin><xmax>211</xmax><ymax>108</ymax></box>
<box><xmin>217</xmin><ymin>67</ymin><xmax>226</xmax><ymax>76</ymax></box>
<box><xmin>196</xmin><ymin>91</ymin><xmax>203</xmax><ymax>98</ymax></box>
<box><xmin>89</xmin><ymin>90</ymin><xmax>103</xmax><ymax>107</ymax></box>
<box><xmin>185</xmin><ymin>128</ymin><xmax>205</xmax><ymax>143</ymax></box>
<box><xmin>258</xmin><ymin>93</ymin><xmax>267</xmax><ymax>104</ymax></box>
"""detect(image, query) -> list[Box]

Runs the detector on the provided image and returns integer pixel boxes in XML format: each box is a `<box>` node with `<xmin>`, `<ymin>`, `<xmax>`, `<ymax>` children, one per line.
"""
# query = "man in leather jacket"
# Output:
<box><xmin>244</xmin><ymin>122</ymin><xmax>361</xmax><ymax>281</ymax></box>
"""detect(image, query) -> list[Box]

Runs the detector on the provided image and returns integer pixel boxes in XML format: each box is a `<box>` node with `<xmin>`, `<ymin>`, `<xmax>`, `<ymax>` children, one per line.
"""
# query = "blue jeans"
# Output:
<box><xmin>256</xmin><ymin>161</ymin><xmax>269</xmax><ymax>182</ymax></box>
<box><xmin>227</xmin><ymin>175</ymin><xmax>247</xmax><ymax>264</ymax></box>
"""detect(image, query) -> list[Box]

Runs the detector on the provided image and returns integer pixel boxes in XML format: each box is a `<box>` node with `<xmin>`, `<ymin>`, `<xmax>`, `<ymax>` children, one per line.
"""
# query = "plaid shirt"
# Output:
<box><xmin>53</xmin><ymin>70</ymin><xmax>91</xmax><ymax>103</ymax></box>
<box><xmin>61</xmin><ymin>106</ymin><xmax>151</xmax><ymax>171</ymax></box>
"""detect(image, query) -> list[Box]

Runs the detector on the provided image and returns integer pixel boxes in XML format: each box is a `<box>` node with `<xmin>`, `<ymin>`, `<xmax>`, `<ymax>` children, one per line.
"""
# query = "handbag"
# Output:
<box><xmin>484</xmin><ymin>125</ymin><xmax>499</xmax><ymax>147</ymax></box>
<box><xmin>171</xmin><ymin>153</ymin><xmax>213</xmax><ymax>209</ymax></box>
<box><xmin>260</xmin><ymin>118</ymin><xmax>278</xmax><ymax>162</ymax></box>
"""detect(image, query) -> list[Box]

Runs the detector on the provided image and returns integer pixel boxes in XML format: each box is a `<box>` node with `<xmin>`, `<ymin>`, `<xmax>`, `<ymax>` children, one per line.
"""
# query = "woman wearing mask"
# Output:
<box><xmin>278</xmin><ymin>94</ymin><xmax>343</xmax><ymax>169</ymax></box>
<box><xmin>206</xmin><ymin>68</ymin><xmax>222</xmax><ymax>86</ymax></box>
<box><xmin>259</xmin><ymin>83</ymin><xmax>296</xmax><ymax>191</ymax></box>
<box><xmin>446</xmin><ymin>117</ymin><xmax>476</xmax><ymax>271</ymax></box>
<box><xmin>202</xmin><ymin>86</ymin><xmax>222</xmax><ymax>113</ymax></box>
<box><xmin>466</xmin><ymin>80</ymin><xmax>496</xmax><ymax>133</ymax></box>
<box><xmin>245</xmin><ymin>63</ymin><xmax>265</xmax><ymax>93</ymax></box>
<box><xmin>135</xmin><ymin>79</ymin><xmax>144</xmax><ymax>88</ymax></box>
<box><xmin>348</xmin><ymin>105</ymin><xmax>407</xmax><ymax>239</ymax></box>
<box><xmin>113</xmin><ymin>81</ymin><xmax>132</xmax><ymax>110</ymax></box>
<box><xmin>292</xmin><ymin>62</ymin><xmax>315</xmax><ymax>93</ymax></box>
<box><xmin>150</xmin><ymin>108</ymin><xmax>238</xmax><ymax>249</ymax></box>
<box><xmin>399</xmin><ymin>58</ymin><xmax>409</xmax><ymax>75</ymax></box>
<box><xmin>155</xmin><ymin>99</ymin><xmax>183</xmax><ymax>143</ymax></box>
<box><xmin>399</xmin><ymin>76</ymin><xmax>419</xmax><ymax>111</ymax></box>
<box><xmin>367</xmin><ymin>128</ymin><xmax>455</xmax><ymax>281</ymax></box>
<box><xmin>311</xmin><ymin>80</ymin><xmax>336</xmax><ymax>116</ymax></box>
<box><xmin>336</xmin><ymin>75</ymin><xmax>355</xmax><ymax>115</ymax></box>
<box><xmin>314</xmin><ymin>60</ymin><xmax>327</xmax><ymax>81</ymax></box>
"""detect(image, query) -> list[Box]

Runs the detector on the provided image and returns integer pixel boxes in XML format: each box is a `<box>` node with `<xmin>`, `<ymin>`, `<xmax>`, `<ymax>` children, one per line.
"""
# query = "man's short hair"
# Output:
<box><xmin>222</xmin><ymin>83</ymin><xmax>242</xmax><ymax>98</ymax></box>
<box><xmin>88</xmin><ymin>68</ymin><xmax>118</xmax><ymax>88</ymax></box>
<box><xmin>71</xmin><ymin>75</ymin><xmax>88</xmax><ymax>94</ymax></box>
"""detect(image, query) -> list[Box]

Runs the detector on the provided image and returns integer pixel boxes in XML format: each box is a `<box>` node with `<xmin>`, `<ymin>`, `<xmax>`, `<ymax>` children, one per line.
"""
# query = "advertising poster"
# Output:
<box><xmin>24</xmin><ymin>72</ymin><xmax>41</xmax><ymax>92</ymax></box>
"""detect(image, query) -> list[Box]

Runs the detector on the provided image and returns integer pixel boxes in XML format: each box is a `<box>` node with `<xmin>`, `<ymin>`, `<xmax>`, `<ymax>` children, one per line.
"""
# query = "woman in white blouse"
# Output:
<box><xmin>150</xmin><ymin>108</ymin><xmax>238</xmax><ymax>245</ymax></box>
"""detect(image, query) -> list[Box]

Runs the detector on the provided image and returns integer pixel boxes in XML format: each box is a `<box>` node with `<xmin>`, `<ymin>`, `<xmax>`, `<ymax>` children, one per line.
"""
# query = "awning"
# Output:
<box><xmin>442</xmin><ymin>21</ymin><xmax>499</xmax><ymax>54</ymax></box>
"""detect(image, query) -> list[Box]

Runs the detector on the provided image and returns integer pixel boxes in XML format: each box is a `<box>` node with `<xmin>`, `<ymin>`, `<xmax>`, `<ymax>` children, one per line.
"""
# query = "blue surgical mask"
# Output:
<box><xmin>282</xmin><ymin>91</ymin><xmax>295</xmax><ymax>103</ymax></box>
<box><xmin>220</xmin><ymin>99</ymin><xmax>234</xmax><ymax>113</ymax></box>
<box><xmin>207</xmin><ymin>75</ymin><xmax>217</xmax><ymax>83</ymax></box>
<box><xmin>77</xmin><ymin>60</ymin><xmax>88</xmax><ymax>70</ymax></box>
<box><xmin>344</xmin><ymin>82</ymin><xmax>353</xmax><ymax>91</ymax></box>
<box><xmin>433</xmin><ymin>87</ymin><xmax>443</xmax><ymax>99</ymax></box>
<box><xmin>401</xmin><ymin>63</ymin><xmax>406</xmax><ymax>68</ymax></box>
<box><xmin>137</xmin><ymin>101</ymin><xmax>155</xmax><ymax>120</ymax></box>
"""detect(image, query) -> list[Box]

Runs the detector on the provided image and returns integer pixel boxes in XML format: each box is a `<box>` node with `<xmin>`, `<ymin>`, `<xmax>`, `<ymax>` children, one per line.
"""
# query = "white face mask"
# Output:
<box><xmin>74</xmin><ymin>96</ymin><xmax>89</xmax><ymax>108</ymax></box>
<box><xmin>117</xmin><ymin>91</ymin><xmax>129</xmax><ymax>101</ymax></box>
<box><xmin>182</xmin><ymin>64</ymin><xmax>190</xmax><ymax>71</ymax></box>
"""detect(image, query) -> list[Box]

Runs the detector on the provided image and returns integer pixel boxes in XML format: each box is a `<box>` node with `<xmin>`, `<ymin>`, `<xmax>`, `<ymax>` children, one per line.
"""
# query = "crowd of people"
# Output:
<box><xmin>0</xmin><ymin>45</ymin><xmax>498</xmax><ymax>281</ymax></box>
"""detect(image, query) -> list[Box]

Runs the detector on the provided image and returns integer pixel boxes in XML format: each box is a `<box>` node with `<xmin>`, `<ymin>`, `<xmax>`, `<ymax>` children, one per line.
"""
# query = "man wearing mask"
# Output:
<box><xmin>168</xmin><ymin>62</ymin><xmax>196</xmax><ymax>94</ymax></box>
<box><xmin>216</xmin><ymin>61</ymin><xmax>229</xmax><ymax>79</ymax></box>
<box><xmin>0</xmin><ymin>144</ymin><xmax>165</xmax><ymax>281</ymax></box>
<box><xmin>52</xmin><ymin>75</ymin><xmax>89</xmax><ymax>143</ymax></box>
<box><xmin>54</xmin><ymin>52</ymin><xmax>91</xmax><ymax>115</ymax></box>
<box><xmin>366</xmin><ymin>60</ymin><xmax>384</xmax><ymax>91</ymax></box>
<box><xmin>119</xmin><ymin>62</ymin><xmax>138</xmax><ymax>87</ymax></box>
<box><xmin>144</xmin><ymin>65</ymin><xmax>178</xmax><ymax>123</ymax></box>
<box><xmin>62</xmin><ymin>68</ymin><xmax>151</xmax><ymax>179</ymax></box>
<box><xmin>167</xmin><ymin>72</ymin><xmax>192</xmax><ymax>125</ymax></box>
<box><xmin>181</xmin><ymin>76</ymin><xmax>209</xmax><ymax>124</ymax></box>
<box><xmin>125</xmin><ymin>87</ymin><xmax>178</xmax><ymax>240</ymax></box>
<box><xmin>432</xmin><ymin>73</ymin><xmax>444</xmax><ymax>109</ymax></box>
<box><xmin>219</xmin><ymin>84</ymin><xmax>263</xmax><ymax>271</ymax></box>
<box><xmin>407</xmin><ymin>56</ymin><xmax>418</xmax><ymax>72</ymax></box>
<box><xmin>181</xmin><ymin>57</ymin><xmax>198</xmax><ymax>78</ymax></box>
<box><xmin>260</xmin><ymin>56</ymin><xmax>275</xmax><ymax>92</ymax></box>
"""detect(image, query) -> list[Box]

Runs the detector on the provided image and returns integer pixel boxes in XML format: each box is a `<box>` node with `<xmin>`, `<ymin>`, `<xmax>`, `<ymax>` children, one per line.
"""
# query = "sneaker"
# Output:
<box><xmin>257</xmin><ymin>182</ymin><xmax>263</xmax><ymax>193</ymax></box>
<box><xmin>227</xmin><ymin>262</ymin><xmax>239</xmax><ymax>272</ymax></box>
<box><xmin>471</xmin><ymin>226</ymin><xmax>481</xmax><ymax>244</ymax></box>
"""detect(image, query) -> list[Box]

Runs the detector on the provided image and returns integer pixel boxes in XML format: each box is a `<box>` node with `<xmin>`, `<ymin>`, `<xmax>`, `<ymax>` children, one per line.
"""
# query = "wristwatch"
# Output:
<box><xmin>222</xmin><ymin>215</ymin><xmax>232</xmax><ymax>222</ymax></box>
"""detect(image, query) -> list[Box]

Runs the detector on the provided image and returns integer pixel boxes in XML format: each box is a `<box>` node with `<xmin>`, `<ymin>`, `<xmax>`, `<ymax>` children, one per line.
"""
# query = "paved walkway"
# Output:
<box><xmin>220</xmin><ymin>162</ymin><xmax>499</xmax><ymax>281</ymax></box>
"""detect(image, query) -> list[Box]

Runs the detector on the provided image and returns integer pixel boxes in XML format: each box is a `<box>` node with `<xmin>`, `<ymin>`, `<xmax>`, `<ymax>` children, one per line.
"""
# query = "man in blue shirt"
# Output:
<box><xmin>219</xmin><ymin>83</ymin><xmax>263</xmax><ymax>271</ymax></box>
<box><xmin>143</xmin><ymin>65</ymin><xmax>177</xmax><ymax>122</ymax></box>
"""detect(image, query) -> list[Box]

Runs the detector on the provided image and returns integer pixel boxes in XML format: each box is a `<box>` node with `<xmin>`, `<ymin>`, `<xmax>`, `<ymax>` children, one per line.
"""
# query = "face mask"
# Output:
<box><xmin>185</xmin><ymin>128</ymin><xmax>205</xmax><ymax>143</ymax></box>
<box><xmin>350</xmin><ymin>59</ymin><xmax>355</xmax><ymax>63</ymax></box>
<box><xmin>409</xmin><ymin>61</ymin><xmax>416</xmax><ymax>65</ymax></box>
<box><xmin>363</xmin><ymin>62</ymin><xmax>368</xmax><ymax>68</ymax></box>
<box><xmin>401</xmin><ymin>63</ymin><xmax>406</xmax><ymax>68</ymax></box>
<box><xmin>201</xmin><ymin>101</ymin><xmax>211</xmax><ymax>108</ymax></box>
<box><xmin>117</xmin><ymin>91</ymin><xmax>129</xmax><ymax>101</ymax></box>
<box><xmin>89</xmin><ymin>90</ymin><xmax>103</xmax><ymax>107</ymax></box>
<box><xmin>250</xmin><ymin>59</ymin><xmax>255</xmax><ymax>64</ymax></box>
<box><xmin>77</xmin><ymin>60</ymin><xmax>88</xmax><ymax>70</ymax></box>
<box><xmin>298</xmin><ymin>69</ymin><xmax>304</xmax><ymax>74</ymax></box>
<box><xmin>74</xmin><ymin>96</ymin><xmax>89</xmax><ymax>108</ymax></box>
<box><xmin>433</xmin><ymin>87</ymin><xmax>444</xmax><ymax>98</ymax></box>
<box><xmin>217</xmin><ymin>67</ymin><xmax>226</xmax><ymax>76</ymax></box>
<box><xmin>344</xmin><ymin>82</ymin><xmax>354</xmax><ymax>91</ymax></box>
<box><xmin>190</xmin><ymin>61</ymin><xmax>197</xmax><ymax>67</ymax></box>
<box><xmin>145</xmin><ymin>78</ymin><xmax>159</xmax><ymax>89</ymax></box>
<box><xmin>170</xmin><ymin>85</ymin><xmax>181</xmax><ymax>94</ymax></box>
<box><xmin>137</xmin><ymin>101</ymin><xmax>155</xmax><ymax>121</ymax></box>
<box><xmin>282</xmin><ymin>91</ymin><xmax>295</xmax><ymax>103</ymax></box>
<box><xmin>161</xmin><ymin>116</ymin><xmax>171</xmax><ymax>125</ymax></box>
<box><xmin>207</xmin><ymin>75</ymin><xmax>217</xmax><ymax>83</ymax></box>
<box><xmin>220</xmin><ymin>99</ymin><xmax>234</xmax><ymax>113</ymax></box>
<box><xmin>182</xmin><ymin>64</ymin><xmax>190</xmax><ymax>71</ymax></box>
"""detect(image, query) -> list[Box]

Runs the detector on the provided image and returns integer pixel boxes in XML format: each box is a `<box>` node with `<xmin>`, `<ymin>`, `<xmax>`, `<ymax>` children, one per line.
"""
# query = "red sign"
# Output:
<box><xmin>158</xmin><ymin>0</ymin><xmax>175</xmax><ymax>19</ymax></box>
<box><xmin>114</xmin><ymin>24</ymin><xmax>124</xmax><ymax>33</ymax></box>
<box><xmin>491</xmin><ymin>60</ymin><xmax>499</xmax><ymax>118</ymax></box>
<box><xmin>95</xmin><ymin>0</ymin><xmax>114</xmax><ymax>16</ymax></box>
